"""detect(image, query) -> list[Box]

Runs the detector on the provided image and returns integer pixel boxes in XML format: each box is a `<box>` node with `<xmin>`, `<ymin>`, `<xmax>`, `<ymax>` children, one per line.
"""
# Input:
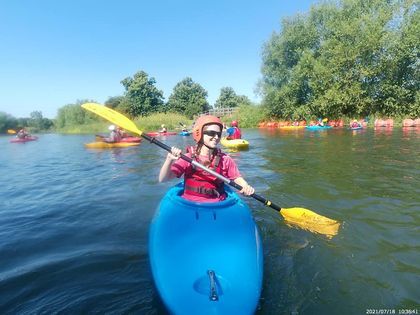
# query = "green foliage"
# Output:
<box><xmin>260</xmin><ymin>0</ymin><xmax>419</xmax><ymax>119</ymax></box>
<box><xmin>121</xmin><ymin>71</ymin><xmax>164</xmax><ymax>117</ymax></box>
<box><xmin>104</xmin><ymin>95</ymin><xmax>132</xmax><ymax>116</ymax></box>
<box><xmin>0</xmin><ymin>111</ymin><xmax>53</xmax><ymax>133</ymax></box>
<box><xmin>166</xmin><ymin>77</ymin><xmax>210</xmax><ymax>119</ymax></box>
<box><xmin>215</xmin><ymin>87</ymin><xmax>238</xmax><ymax>108</ymax></box>
<box><xmin>104</xmin><ymin>96</ymin><xmax>126</xmax><ymax>109</ymax></box>
<box><xmin>55</xmin><ymin>100</ymin><xmax>99</xmax><ymax>128</ymax></box>
<box><xmin>215</xmin><ymin>87</ymin><xmax>253</xmax><ymax>108</ymax></box>
<box><xmin>0</xmin><ymin>112</ymin><xmax>18</xmax><ymax>133</ymax></box>
<box><xmin>27</xmin><ymin>111</ymin><xmax>54</xmax><ymax>131</ymax></box>
<box><xmin>214</xmin><ymin>87</ymin><xmax>252</xmax><ymax>108</ymax></box>
<box><xmin>133</xmin><ymin>112</ymin><xmax>192</xmax><ymax>132</ymax></box>
<box><xmin>220</xmin><ymin>104</ymin><xmax>267</xmax><ymax>128</ymax></box>
<box><xmin>55</xmin><ymin>121</ymin><xmax>108</xmax><ymax>134</ymax></box>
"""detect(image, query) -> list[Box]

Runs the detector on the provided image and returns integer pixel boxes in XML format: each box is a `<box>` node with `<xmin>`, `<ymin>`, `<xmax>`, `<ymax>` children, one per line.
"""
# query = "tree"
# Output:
<box><xmin>105</xmin><ymin>96</ymin><xmax>126</xmax><ymax>109</ymax></box>
<box><xmin>28</xmin><ymin>111</ymin><xmax>53</xmax><ymax>131</ymax></box>
<box><xmin>121</xmin><ymin>71</ymin><xmax>164</xmax><ymax>117</ymax></box>
<box><xmin>236</xmin><ymin>95</ymin><xmax>253</xmax><ymax>107</ymax></box>
<box><xmin>56</xmin><ymin>100</ymin><xmax>98</xmax><ymax>128</ymax></box>
<box><xmin>166</xmin><ymin>77</ymin><xmax>210</xmax><ymax>118</ymax></box>
<box><xmin>260</xmin><ymin>0</ymin><xmax>418</xmax><ymax>118</ymax></box>
<box><xmin>0</xmin><ymin>112</ymin><xmax>18</xmax><ymax>133</ymax></box>
<box><xmin>215</xmin><ymin>87</ymin><xmax>238</xmax><ymax>108</ymax></box>
<box><xmin>215</xmin><ymin>87</ymin><xmax>253</xmax><ymax>109</ymax></box>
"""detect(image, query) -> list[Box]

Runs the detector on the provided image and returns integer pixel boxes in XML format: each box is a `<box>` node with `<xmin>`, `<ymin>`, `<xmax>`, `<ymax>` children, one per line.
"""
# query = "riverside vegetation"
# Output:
<box><xmin>1</xmin><ymin>0</ymin><xmax>418</xmax><ymax>134</ymax></box>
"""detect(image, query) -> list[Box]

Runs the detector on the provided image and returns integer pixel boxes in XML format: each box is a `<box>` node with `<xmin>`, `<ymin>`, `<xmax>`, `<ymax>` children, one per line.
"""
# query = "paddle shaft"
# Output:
<box><xmin>142</xmin><ymin>133</ymin><xmax>281</xmax><ymax>212</ymax></box>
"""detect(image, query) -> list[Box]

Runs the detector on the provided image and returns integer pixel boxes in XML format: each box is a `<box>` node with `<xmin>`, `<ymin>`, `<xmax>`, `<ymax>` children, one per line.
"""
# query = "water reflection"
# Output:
<box><xmin>402</xmin><ymin>126</ymin><xmax>420</xmax><ymax>138</ymax></box>
<box><xmin>374</xmin><ymin>126</ymin><xmax>393</xmax><ymax>136</ymax></box>
<box><xmin>1</xmin><ymin>131</ymin><xmax>419</xmax><ymax>314</ymax></box>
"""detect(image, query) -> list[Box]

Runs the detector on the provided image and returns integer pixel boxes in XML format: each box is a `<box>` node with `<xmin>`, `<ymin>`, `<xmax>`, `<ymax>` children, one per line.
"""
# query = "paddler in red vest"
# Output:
<box><xmin>158</xmin><ymin>115</ymin><xmax>255</xmax><ymax>202</ymax></box>
<box><xmin>226</xmin><ymin>120</ymin><xmax>242</xmax><ymax>140</ymax></box>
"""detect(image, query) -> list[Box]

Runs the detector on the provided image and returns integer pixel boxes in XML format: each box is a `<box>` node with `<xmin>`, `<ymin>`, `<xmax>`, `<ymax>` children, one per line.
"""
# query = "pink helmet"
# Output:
<box><xmin>192</xmin><ymin>115</ymin><xmax>223</xmax><ymax>142</ymax></box>
<box><xmin>231</xmin><ymin>120</ymin><xmax>238</xmax><ymax>127</ymax></box>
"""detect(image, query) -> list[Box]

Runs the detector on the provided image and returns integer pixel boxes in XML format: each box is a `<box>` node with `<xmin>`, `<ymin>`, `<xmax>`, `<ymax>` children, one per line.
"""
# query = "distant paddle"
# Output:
<box><xmin>82</xmin><ymin>103</ymin><xmax>341</xmax><ymax>238</ymax></box>
<box><xmin>95</xmin><ymin>134</ymin><xmax>105</xmax><ymax>141</ymax></box>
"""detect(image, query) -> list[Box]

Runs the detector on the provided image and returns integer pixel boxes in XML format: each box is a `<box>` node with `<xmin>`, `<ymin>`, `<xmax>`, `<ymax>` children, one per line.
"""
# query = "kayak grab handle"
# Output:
<box><xmin>207</xmin><ymin>270</ymin><xmax>219</xmax><ymax>301</ymax></box>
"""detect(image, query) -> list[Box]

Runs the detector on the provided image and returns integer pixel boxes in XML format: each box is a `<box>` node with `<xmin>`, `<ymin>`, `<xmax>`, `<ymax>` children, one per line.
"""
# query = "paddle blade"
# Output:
<box><xmin>280</xmin><ymin>207</ymin><xmax>340</xmax><ymax>239</ymax></box>
<box><xmin>81</xmin><ymin>103</ymin><xmax>142</xmax><ymax>136</ymax></box>
<box><xmin>7</xmin><ymin>129</ymin><xmax>16</xmax><ymax>134</ymax></box>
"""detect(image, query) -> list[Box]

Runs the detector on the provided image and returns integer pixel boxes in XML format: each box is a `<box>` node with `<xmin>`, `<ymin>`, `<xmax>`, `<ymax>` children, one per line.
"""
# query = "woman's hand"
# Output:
<box><xmin>234</xmin><ymin>177</ymin><xmax>255</xmax><ymax>196</ymax></box>
<box><xmin>240</xmin><ymin>184</ymin><xmax>255</xmax><ymax>196</ymax></box>
<box><xmin>167</xmin><ymin>147</ymin><xmax>182</xmax><ymax>161</ymax></box>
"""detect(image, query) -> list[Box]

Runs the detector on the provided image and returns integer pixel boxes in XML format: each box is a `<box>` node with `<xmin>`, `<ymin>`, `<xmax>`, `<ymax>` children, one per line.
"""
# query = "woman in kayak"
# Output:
<box><xmin>104</xmin><ymin>125</ymin><xmax>122</xmax><ymax>143</ymax></box>
<box><xmin>17</xmin><ymin>128</ymin><xmax>29</xmax><ymax>139</ymax></box>
<box><xmin>226</xmin><ymin>120</ymin><xmax>242</xmax><ymax>140</ymax></box>
<box><xmin>117</xmin><ymin>126</ymin><xmax>128</xmax><ymax>138</ymax></box>
<box><xmin>159</xmin><ymin>124</ymin><xmax>167</xmax><ymax>133</ymax></box>
<box><xmin>159</xmin><ymin>115</ymin><xmax>254</xmax><ymax>202</ymax></box>
<box><xmin>350</xmin><ymin>120</ymin><xmax>362</xmax><ymax>128</ymax></box>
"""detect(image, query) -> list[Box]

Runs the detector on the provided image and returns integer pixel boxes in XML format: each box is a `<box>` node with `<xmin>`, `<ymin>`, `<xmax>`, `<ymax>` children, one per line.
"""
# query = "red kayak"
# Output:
<box><xmin>95</xmin><ymin>135</ymin><xmax>142</xmax><ymax>143</ymax></box>
<box><xmin>146</xmin><ymin>132</ymin><xmax>178</xmax><ymax>137</ymax></box>
<box><xmin>10</xmin><ymin>136</ymin><xmax>38</xmax><ymax>143</ymax></box>
<box><xmin>121</xmin><ymin>136</ymin><xmax>142</xmax><ymax>143</ymax></box>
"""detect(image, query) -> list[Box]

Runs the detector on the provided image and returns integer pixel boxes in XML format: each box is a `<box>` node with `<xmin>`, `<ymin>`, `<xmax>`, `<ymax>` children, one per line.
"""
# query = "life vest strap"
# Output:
<box><xmin>184</xmin><ymin>184</ymin><xmax>223</xmax><ymax>197</ymax></box>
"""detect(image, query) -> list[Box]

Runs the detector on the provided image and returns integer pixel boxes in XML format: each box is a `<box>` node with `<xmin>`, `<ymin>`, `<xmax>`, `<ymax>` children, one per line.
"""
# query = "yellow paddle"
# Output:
<box><xmin>7</xmin><ymin>129</ymin><xmax>16</xmax><ymax>134</ymax></box>
<box><xmin>81</xmin><ymin>103</ymin><xmax>340</xmax><ymax>238</ymax></box>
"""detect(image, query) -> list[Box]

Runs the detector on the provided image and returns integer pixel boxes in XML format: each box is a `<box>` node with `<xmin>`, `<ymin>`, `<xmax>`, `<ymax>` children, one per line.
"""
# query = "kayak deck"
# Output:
<box><xmin>305</xmin><ymin>125</ymin><xmax>332</xmax><ymax>130</ymax></box>
<box><xmin>220</xmin><ymin>137</ymin><xmax>249</xmax><ymax>150</ymax></box>
<box><xmin>84</xmin><ymin>141</ymin><xmax>140</xmax><ymax>149</ymax></box>
<box><xmin>149</xmin><ymin>184</ymin><xmax>263</xmax><ymax>314</ymax></box>
<box><xmin>10</xmin><ymin>136</ymin><xmax>38</xmax><ymax>143</ymax></box>
<box><xmin>146</xmin><ymin>132</ymin><xmax>178</xmax><ymax>137</ymax></box>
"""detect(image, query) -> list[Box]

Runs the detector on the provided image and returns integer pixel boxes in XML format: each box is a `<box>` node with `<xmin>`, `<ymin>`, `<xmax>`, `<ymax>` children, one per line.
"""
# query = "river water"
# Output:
<box><xmin>1</xmin><ymin>128</ymin><xmax>419</xmax><ymax>314</ymax></box>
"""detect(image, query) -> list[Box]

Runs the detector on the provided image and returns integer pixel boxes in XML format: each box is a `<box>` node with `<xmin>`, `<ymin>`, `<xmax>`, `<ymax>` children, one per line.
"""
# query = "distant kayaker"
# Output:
<box><xmin>17</xmin><ymin>128</ymin><xmax>29</xmax><ymax>139</ymax></box>
<box><xmin>104</xmin><ymin>125</ymin><xmax>122</xmax><ymax>143</ymax></box>
<box><xmin>159</xmin><ymin>124</ymin><xmax>167</xmax><ymax>133</ymax></box>
<box><xmin>317</xmin><ymin>118</ymin><xmax>324</xmax><ymax>127</ymax></box>
<box><xmin>351</xmin><ymin>120</ymin><xmax>362</xmax><ymax>128</ymax></box>
<box><xmin>226</xmin><ymin>120</ymin><xmax>242</xmax><ymax>140</ymax></box>
<box><xmin>117</xmin><ymin>126</ymin><xmax>127</xmax><ymax>138</ymax></box>
<box><xmin>159</xmin><ymin>115</ymin><xmax>255</xmax><ymax>202</ymax></box>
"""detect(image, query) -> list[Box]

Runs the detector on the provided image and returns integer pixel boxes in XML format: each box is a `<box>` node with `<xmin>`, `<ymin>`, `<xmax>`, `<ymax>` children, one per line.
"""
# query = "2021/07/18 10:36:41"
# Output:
<box><xmin>366</xmin><ymin>309</ymin><xmax>418</xmax><ymax>315</ymax></box>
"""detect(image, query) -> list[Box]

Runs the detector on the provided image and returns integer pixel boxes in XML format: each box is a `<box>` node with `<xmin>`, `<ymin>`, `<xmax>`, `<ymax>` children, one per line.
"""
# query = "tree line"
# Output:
<box><xmin>260</xmin><ymin>0</ymin><xmax>419</xmax><ymax>120</ymax></box>
<box><xmin>54</xmin><ymin>72</ymin><xmax>253</xmax><ymax>128</ymax></box>
<box><xmin>3</xmin><ymin>0</ymin><xmax>417</xmax><ymax>133</ymax></box>
<box><xmin>1</xmin><ymin>72</ymin><xmax>252</xmax><ymax>133</ymax></box>
<box><xmin>0</xmin><ymin>111</ymin><xmax>53</xmax><ymax>133</ymax></box>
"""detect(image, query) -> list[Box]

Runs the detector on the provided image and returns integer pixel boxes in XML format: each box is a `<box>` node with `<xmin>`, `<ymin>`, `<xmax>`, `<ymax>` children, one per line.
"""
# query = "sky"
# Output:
<box><xmin>0</xmin><ymin>0</ymin><xmax>317</xmax><ymax>118</ymax></box>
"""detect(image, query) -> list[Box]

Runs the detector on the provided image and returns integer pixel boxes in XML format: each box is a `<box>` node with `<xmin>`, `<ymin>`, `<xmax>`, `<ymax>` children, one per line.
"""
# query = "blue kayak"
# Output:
<box><xmin>306</xmin><ymin>125</ymin><xmax>332</xmax><ymax>130</ymax></box>
<box><xmin>350</xmin><ymin>126</ymin><xmax>363</xmax><ymax>130</ymax></box>
<box><xmin>179</xmin><ymin>131</ymin><xmax>191</xmax><ymax>136</ymax></box>
<box><xmin>149</xmin><ymin>183</ymin><xmax>263</xmax><ymax>314</ymax></box>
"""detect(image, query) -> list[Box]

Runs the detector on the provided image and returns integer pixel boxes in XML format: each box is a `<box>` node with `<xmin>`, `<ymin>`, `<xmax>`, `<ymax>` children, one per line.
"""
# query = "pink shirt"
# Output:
<box><xmin>170</xmin><ymin>152</ymin><xmax>241</xmax><ymax>202</ymax></box>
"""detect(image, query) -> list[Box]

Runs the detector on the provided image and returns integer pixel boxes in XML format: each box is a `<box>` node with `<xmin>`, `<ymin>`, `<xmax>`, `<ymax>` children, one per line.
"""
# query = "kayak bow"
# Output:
<box><xmin>149</xmin><ymin>183</ymin><xmax>263</xmax><ymax>314</ymax></box>
<box><xmin>220</xmin><ymin>137</ymin><xmax>249</xmax><ymax>150</ymax></box>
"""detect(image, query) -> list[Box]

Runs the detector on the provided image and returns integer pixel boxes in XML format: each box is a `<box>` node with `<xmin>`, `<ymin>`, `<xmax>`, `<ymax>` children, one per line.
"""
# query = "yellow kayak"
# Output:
<box><xmin>221</xmin><ymin>137</ymin><xmax>249</xmax><ymax>150</ymax></box>
<box><xmin>84</xmin><ymin>141</ymin><xmax>140</xmax><ymax>149</ymax></box>
<box><xmin>279</xmin><ymin>126</ymin><xmax>305</xmax><ymax>130</ymax></box>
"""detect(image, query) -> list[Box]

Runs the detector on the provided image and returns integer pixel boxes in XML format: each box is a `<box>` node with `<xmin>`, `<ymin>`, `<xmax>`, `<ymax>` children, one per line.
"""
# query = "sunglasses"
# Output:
<box><xmin>203</xmin><ymin>130</ymin><xmax>222</xmax><ymax>138</ymax></box>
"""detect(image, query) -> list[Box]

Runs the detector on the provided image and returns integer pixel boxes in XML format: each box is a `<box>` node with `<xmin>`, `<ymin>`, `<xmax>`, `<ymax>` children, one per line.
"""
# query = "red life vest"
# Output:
<box><xmin>228</xmin><ymin>127</ymin><xmax>241</xmax><ymax>140</ymax></box>
<box><xmin>184</xmin><ymin>146</ymin><xmax>225</xmax><ymax>198</ymax></box>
